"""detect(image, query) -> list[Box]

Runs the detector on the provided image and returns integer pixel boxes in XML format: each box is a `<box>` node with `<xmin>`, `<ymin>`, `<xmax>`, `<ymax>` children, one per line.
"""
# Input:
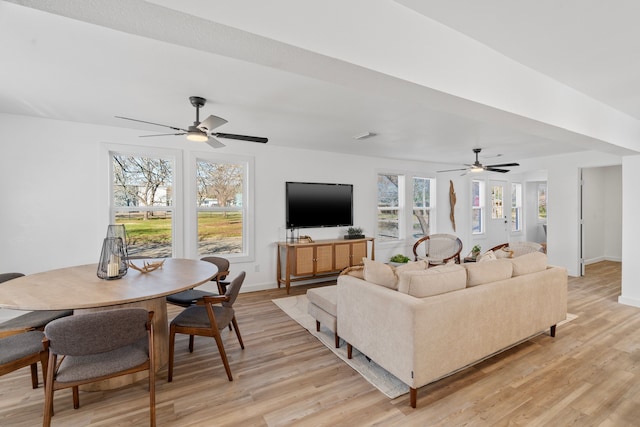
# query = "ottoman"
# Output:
<box><xmin>306</xmin><ymin>285</ymin><xmax>339</xmax><ymax>348</ymax></box>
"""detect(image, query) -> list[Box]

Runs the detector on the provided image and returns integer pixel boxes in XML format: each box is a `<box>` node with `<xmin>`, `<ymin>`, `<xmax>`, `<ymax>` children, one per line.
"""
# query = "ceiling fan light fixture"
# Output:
<box><xmin>186</xmin><ymin>127</ymin><xmax>208</xmax><ymax>142</ymax></box>
<box><xmin>470</xmin><ymin>165</ymin><xmax>484</xmax><ymax>172</ymax></box>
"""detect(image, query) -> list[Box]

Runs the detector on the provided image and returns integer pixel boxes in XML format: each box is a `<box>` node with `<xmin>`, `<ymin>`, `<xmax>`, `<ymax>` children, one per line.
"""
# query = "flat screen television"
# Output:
<box><xmin>285</xmin><ymin>182</ymin><xmax>353</xmax><ymax>229</ymax></box>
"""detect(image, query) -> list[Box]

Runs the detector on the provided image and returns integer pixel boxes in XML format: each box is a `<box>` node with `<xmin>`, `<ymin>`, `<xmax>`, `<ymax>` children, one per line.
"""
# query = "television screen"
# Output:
<box><xmin>286</xmin><ymin>182</ymin><xmax>353</xmax><ymax>229</ymax></box>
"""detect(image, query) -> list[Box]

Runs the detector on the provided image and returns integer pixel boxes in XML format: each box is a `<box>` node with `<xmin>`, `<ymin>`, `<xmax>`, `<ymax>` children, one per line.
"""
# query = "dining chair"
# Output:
<box><xmin>0</xmin><ymin>273</ymin><xmax>73</xmax><ymax>337</ymax></box>
<box><xmin>168</xmin><ymin>271</ymin><xmax>246</xmax><ymax>382</ymax></box>
<box><xmin>166</xmin><ymin>256</ymin><xmax>231</xmax><ymax>307</ymax></box>
<box><xmin>42</xmin><ymin>308</ymin><xmax>155</xmax><ymax>427</ymax></box>
<box><xmin>0</xmin><ymin>330</ymin><xmax>48</xmax><ymax>389</ymax></box>
<box><xmin>412</xmin><ymin>234</ymin><xmax>463</xmax><ymax>266</ymax></box>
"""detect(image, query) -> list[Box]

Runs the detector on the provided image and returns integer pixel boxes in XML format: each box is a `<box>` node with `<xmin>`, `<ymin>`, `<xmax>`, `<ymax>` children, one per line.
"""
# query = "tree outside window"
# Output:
<box><xmin>413</xmin><ymin>177</ymin><xmax>433</xmax><ymax>237</ymax></box>
<box><xmin>112</xmin><ymin>154</ymin><xmax>174</xmax><ymax>258</ymax></box>
<box><xmin>538</xmin><ymin>183</ymin><xmax>547</xmax><ymax>221</ymax></box>
<box><xmin>377</xmin><ymin>173</ymin><xmax>403</xmax><ymax>240</ymax></box>
<box><xmin>196</xmin><ymin>159</ymin><xmax>246</xmax><ymax>256</ymax></box>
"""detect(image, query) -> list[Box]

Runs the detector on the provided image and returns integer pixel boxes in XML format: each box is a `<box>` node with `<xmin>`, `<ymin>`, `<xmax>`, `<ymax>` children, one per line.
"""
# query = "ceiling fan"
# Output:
<box><xmin>116</xmin><ymin>96</ymin><xmax>268</xmax><ymax>149</ymax></box>
<box><xmin>438</xmin><ymin>148</ymin><xmax>520</xmax><ymax>174</ymax></box>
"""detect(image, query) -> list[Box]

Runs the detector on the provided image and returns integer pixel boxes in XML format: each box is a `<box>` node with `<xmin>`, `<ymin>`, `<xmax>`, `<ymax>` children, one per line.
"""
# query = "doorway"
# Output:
<box><xmin>487</xmin><ymin>180</ymin><xmax>509</xmax><ymax>248</ymax></box>
<box><xmin>579</xmin><ymin>166</ymin><xmax>622</xmax><ymax>276</ymax></box>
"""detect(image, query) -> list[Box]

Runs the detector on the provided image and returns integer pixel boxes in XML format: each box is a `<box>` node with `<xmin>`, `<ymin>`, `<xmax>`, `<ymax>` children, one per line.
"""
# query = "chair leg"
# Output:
<box><xmin>72</xmin><ymin>386</ymin><xmax>80</xmax><ymax>409</ymax></box>
<box><xmin>212</xmin><ymin>331</ymin><xmax>233</xmax><ymax>381</ymax></box>
<box><xmin>231</xmin><ymin>316</ymin><xmax>244</xmax><ymax>349</ymax></box>
<box><xmin>149</xmin><ymin>365</ymin><xmax>156</xmax><ymax>427</ymax></box>
<box><xmin>168</xmin><ymin>325</ymin><xmax>176</xmax><ymax>382</ymax></box>
<box><xmin>189</xmin><ymin>335</ymin><xmax>195</xmax><ymax>353</ymax></box>
<box><xmin>30</xmin><ymin>363</ymin><xmax>38</xmax><ymax>389</ymax></box>
<box><xmin>43</xmin><ymin>353</ymin><xmax>56</xmax><ymax>427</ymax></box>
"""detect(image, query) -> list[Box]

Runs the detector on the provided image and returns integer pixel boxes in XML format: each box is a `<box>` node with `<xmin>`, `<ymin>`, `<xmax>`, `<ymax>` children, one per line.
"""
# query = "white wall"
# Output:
<box><xmin>620</xmin><ymin>155</ymin><xmax>640</xmax><ymax>307</ymax></box>
<box><xmin>0</xmin><ymin>113</ymin><xmax>440</xmax><ymax>292</ymax></box>
<box><xmin>0</xmin><ymin>113</ymin><xmax>629</xmax><ymax>293</ymax></box>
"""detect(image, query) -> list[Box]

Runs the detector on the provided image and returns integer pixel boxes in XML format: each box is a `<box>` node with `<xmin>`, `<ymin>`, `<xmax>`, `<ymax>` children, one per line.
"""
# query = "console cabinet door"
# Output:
<box><xmin>293</xmin><ymin>246</ymin><xmax>315</xmax><ymax>275</ymax></box>
<box><xmin>315</xmin><ymin>244</ymin><xmax>334</xmax><ymax>273</ymax></box>
<box><xmin>350</xmin><ymin>241</ymin><xmax>368</xmax><ymax>266</ymax></box>
<box><xmin>334</xmin><ymin>243</ymin><xmax>352</xmax><ymax>270</ymax></box>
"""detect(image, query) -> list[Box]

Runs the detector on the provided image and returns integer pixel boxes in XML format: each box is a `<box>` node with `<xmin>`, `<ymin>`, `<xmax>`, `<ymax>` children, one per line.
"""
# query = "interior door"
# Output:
<box><xmin>487</xmin><ymin>180</ymin><xmax>509</xmax><ymax>248</ymax></box>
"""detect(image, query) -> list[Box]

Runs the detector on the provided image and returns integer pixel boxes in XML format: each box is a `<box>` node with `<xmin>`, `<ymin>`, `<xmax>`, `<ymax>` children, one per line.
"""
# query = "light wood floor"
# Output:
<box><xmin>2</xmin><ymin>261</ymin><xmax>639</xmax><ymax>426</ymax></box>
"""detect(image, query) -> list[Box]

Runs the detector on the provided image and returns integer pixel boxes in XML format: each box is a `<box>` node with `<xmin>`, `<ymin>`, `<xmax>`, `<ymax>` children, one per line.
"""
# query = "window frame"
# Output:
<box><xmin>188</xmin><ymin>151</ymin><xmax>254</xmax><ymax>262</ymax></box>
<box><xmin>375</xmin><ymin>172</ymin><xmax>405</xmax><ymax>242</ymax></box>
<box><xmin>472</xmin><ymin>179</ymin><xmax>485</xmax><ymax>235</ymax></box>
<box><xmin>537</xmin><ymin>183</ymin><xmax>547</xmax><ymax>222</ymax></box>
<box><xmin>511</xmin><ymin>182</ymin><xmax>523</xmax><ymax>232</ymax></box>
<box><xmin>104</xmin><ymin>144</ymin><xmax>183</xmax><ymax>258</ymax></box>
<box><xmin>412</xmin><ymin>176</ymin><xmax>435</xmax><ymax>238</ymax></box>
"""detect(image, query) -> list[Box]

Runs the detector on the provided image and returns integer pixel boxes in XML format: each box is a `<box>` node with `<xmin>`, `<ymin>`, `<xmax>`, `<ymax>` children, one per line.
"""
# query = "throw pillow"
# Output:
<box><xmin>510</xmin><ymin>251</ymin><xmax>547</xmax><ymax>276</ymax></box>
<box><xmin>397</xmin><ymin>264</ymin><xmax>467</xmax><ymax>298</ymax></box>
<box><xmin>464</xmin><ymin>259</ymin><xmax>513</xmax><ymax>287</ymax></box>
<box><xmin>476</xmin><ymin>250</ymin><xmax>497</xmax><ymax>263</ymax></box>
<box><xmin>339</xmin><ymin>265</ymin><xmax>365</xmax><ymax>279</ymax></box>
<box><xmin>493</xmin><ymin>247</ymin><xmax>514</xmax><ymax>259</ymax></box>
<box><xmin>362</xmin><ymin>258</ymin><xmax>397</xmax><ymax>289</ymax></box>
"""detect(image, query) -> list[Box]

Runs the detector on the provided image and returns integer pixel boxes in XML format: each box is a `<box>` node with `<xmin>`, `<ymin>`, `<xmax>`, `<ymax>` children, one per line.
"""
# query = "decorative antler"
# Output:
<box><xmin>128</xmin><ymin>259</ymin><xmax>165</xmax><ymax>273</ymax></box>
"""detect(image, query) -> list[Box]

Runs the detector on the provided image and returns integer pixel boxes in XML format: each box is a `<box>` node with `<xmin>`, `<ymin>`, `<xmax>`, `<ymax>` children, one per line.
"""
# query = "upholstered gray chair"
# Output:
<box><xmin>166</xmin><ymin>256</ymin><xmax>231</xmax><ymax>307</ymax></box>
<box><xmin>0</xmin><ymin>273</ymin><xmax>73</xmax><ymax>337</ymax></box>
<box><xmin>168</xmin><ymin>271</ymin><xmax>245</xmax><ymax>382</ymax></box>
<box><xmin>412</xmin><ymin>234</ymin><xmax>463</xmax><ymax>265</ymax></box>
<box><xmin>42</xmin><ymin>308</ymin><xmax>155</xmax><ymax>427</ymax></box>
<box><xmin>0</xmin><ymin>330</ymin><xmax>48</xmax><ymax>389</ymax></box>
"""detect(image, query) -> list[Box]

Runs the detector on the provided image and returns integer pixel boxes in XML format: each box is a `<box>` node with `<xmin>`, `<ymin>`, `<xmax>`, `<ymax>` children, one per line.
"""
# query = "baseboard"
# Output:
<box><xmin>618</xmin><ymin>295</ymin><xmax>640</xmax><ymax>308</ymax></box>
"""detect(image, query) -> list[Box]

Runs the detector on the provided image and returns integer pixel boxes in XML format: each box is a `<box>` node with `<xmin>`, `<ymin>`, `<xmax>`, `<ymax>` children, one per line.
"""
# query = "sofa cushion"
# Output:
<box><xmin>362</xmin><ymin>258</ymin><xmax>397</xmax><ymax>289</ymax></box>
<box><xmin>397</xmin><ymin>264</ymin><xmax>467</xmax><ymax>298</ymax></box>
<box><xmin>510</xmin><ymin>251</ymin><xmax>547</xmax><ymax>276</ymax></box>
<box><xmin>394</xmin><ymin>260</ymin><xmax>428</xmax><ymax>275</ymax></box>
<box><xmin>464</xmin><ymin>259</ymin><xmax>513</xmax><ymax>287</ymax></box>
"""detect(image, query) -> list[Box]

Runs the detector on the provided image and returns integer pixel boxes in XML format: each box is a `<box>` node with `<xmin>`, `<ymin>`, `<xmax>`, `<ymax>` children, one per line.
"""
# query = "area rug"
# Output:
<box><xmin>272</xmin><ymin>295</ymin><xmax>410</xmax><ymax>398</ymax></box>
<box><xmin>272</xmin><ymin>295</ymin><xmax>578</xmax><ymax>400</ymax></box>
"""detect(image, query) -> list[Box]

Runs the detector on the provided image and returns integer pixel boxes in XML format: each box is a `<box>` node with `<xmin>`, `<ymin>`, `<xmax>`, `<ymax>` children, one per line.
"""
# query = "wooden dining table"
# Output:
<box><xmin>0</xmin><ymin>258</ymin><xmax>218</xmax><ymax>389</ymax></box>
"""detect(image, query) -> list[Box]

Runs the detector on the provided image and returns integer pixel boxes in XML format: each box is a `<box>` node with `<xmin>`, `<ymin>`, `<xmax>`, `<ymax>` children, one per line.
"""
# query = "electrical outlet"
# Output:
<box><xmin>254</xmin><ymin>264</ymin><xmax>260</xmax><ymax>272</ymax></box>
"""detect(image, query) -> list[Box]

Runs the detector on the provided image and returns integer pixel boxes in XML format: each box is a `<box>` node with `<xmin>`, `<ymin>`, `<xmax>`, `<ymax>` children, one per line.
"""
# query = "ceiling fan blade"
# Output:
<box><xmin>197</xmin><ymin>115</ymin><xmax>228</xmax><ymax>132</ymax></box>
<box><xmin>213</xmin><ymin>132</ymin><xmax>268</xmax><ymax>143</ymax></box>
<box><xmin>115</xmin><ymin>116</ymin><xmax>186</xmax><ymax>132</ymax></box>
<box><xmin>205</xmin><ymin>137</ymin><xmax>226</xmax><ymax>149</ymax></box>
<box><xmin>139</xmin><ymin>132</ymin><xmax>186</xmax><ymax>137</ymax></box>
<box><xmin>485</xmin><ymin>167</ymin><xmax>511</xmax><ymax>173</ymax></box>
<box><xmin>437</xmin><ymin>167</ymin><xmax>468</xmax><ymax>173</ymax></box>
<box><xmin>486</xmin><ymin>162</ymin><xmax>519</xmax><ymax>168</ymax></box>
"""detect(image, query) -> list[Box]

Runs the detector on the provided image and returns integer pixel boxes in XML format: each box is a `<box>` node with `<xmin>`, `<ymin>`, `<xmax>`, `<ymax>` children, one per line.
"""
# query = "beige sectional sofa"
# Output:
<box><xmin>336</xmin><ymin>252</ymin><xmax>567</xmax><ymax>408</ymax></box>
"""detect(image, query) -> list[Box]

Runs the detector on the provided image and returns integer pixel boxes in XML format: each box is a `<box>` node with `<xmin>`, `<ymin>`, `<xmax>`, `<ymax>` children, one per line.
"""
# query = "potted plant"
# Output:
<box><xmin>389</xmin><ymin>254</ymin><xmax>410</xmax><ymax>265</ymax></box>
<box><xmin>471</xmin><ymin>244</ymin><xmax>482</xmax><ymax>259</ymax></box>
<box><xmin>344</xmin><ymin>226</ymin><xmax>365</xmax><ymax>239</ymax></box>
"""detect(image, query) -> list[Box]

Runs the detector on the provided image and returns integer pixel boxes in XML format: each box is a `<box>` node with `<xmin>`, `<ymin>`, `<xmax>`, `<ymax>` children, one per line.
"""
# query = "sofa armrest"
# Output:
<box><xmin>337</xmin><ymin>275</ymin><xmax>422</xmax><ymax>386</ymax></box>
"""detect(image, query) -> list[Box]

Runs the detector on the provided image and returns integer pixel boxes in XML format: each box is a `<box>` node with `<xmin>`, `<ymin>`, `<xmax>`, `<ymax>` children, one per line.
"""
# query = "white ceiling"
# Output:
<box><xmin>1</xmin><ymin>0</ymin><xmax>639</xmax><ymax>167</ymax></box>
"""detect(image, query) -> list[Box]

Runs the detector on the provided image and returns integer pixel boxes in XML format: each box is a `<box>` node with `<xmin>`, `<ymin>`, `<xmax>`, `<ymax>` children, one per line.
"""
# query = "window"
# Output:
<box><xmin>377</xmin><ymin>173</ymin><xmax>404</xmax><ymax>240</ymax></box>
<box><xmin>412</xmin><ymin>177</ymin><xmax>433</xmax><ymax>237</ymax></box>
<box><xmin>538</xmin><ymin>183</ymin><xmax>547</xmax><ymax>221</ymax></box>
<box><xmin>511</xmin><ymin>183</ymin><xmax>522</xmax><ymax>232</ymax></box>
<box><xmin>472</xmin><ymin>180</ymin><xmax>484</xmax><ymax>234</ymax></box>
<box><xmin>491</xmin><ymin>184</ymin><xmax>503</xmax><ymax>219</ymax></box>
<box><xmin>196</xmin><ymin>158</ymin><xmax>248</xmax><ymax>256</ymax></box>
<box><xmin>111</xmin><ymin>153</ymin><xmax>175</xmax><ymax>258</ymax></box>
